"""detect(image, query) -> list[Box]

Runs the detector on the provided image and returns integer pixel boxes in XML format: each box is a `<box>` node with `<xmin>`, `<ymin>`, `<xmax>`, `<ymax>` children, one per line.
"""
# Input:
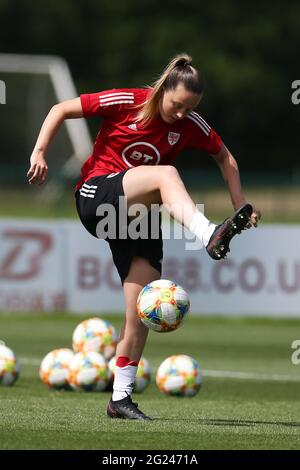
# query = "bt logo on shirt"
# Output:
<box><xmin>122</xmin><ymin>142</ymin><xmax>161</xmax><ymax>167</ymax></box>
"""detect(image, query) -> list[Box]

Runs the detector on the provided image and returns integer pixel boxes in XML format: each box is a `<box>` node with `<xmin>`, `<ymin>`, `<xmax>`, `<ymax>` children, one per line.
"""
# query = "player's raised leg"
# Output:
<box><xmin>122</xmin><ymin>165</ymin><xmax>252</xmax><ymax>259</ymax></box>
<box><xmin>123</xmin><ymin>165</ymin><xmax>216</xmax><ymax>247</ymax></box>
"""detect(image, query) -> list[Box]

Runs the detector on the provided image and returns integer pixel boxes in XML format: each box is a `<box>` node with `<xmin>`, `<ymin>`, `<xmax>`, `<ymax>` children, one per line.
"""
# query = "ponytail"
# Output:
<box><xmin>136</xmin><ymin>53</ymin><xmax>204</xmax><ymax>126</ymax></box>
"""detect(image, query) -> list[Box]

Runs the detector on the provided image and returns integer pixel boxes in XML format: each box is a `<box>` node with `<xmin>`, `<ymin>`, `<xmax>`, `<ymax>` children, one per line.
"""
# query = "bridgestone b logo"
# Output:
<box><xmin>0</xmin><ymin>80</ymin><xmax>6</xmax><ymax>104</ymax></box>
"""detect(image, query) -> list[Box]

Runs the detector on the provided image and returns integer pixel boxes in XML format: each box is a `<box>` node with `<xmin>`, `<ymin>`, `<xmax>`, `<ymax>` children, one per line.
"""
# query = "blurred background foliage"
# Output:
<box><xmin>0</xmin><ymin>0</ymin><xmax>299</xmax><ymax>218</ymax></box>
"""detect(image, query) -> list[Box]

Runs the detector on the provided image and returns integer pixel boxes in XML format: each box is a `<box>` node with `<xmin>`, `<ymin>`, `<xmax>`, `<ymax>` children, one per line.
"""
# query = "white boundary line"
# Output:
<box><xmin>20</xmin><ymin>357</ymin><xmax>41</xmax><ymax>366</ymax></box>
<box><xmin>19</xmin><ymin>357</ymin><xmax>300</xmax><ymax>382</ymax></box>
<box><xmin>203</xmin><ymin>369</ymin><xmax>300</xmax><ymax>382</ymax></box>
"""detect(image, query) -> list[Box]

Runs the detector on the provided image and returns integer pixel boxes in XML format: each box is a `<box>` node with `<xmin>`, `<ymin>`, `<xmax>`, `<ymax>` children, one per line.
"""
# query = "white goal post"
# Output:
<box><xmin>0</xmin><ymin>53</ymin><xmax>92</xmax><ymax>173</ymax></box>
<box><xmin>0</xmin><ymin>79</ymin><xmax>6</xmax><ymax>104</ymax></box>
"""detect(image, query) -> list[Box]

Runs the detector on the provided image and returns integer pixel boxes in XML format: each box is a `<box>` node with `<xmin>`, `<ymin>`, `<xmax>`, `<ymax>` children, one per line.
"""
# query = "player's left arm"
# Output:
<box><xmin>211</xmin><ymin>142</ymin><xmax>261</xmax><ymax>226</ymax></box>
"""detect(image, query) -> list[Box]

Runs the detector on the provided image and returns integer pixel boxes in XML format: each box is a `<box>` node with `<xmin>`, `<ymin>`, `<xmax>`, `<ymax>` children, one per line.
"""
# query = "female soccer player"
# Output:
<box><xmin>27</xmin><ymin>54</ymin><xmax>261</xmax><ymax>420</ymax></box>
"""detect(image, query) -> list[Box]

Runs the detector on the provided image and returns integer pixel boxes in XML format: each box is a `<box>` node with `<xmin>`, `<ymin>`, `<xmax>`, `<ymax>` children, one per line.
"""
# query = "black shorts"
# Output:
<box><xmin>75</xmin><ymin>170</ymin><xmax>163</xmax><ymax>284</ymax></box>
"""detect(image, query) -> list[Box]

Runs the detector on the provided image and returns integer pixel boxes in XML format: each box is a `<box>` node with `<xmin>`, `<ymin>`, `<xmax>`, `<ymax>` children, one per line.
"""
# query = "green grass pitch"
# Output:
<box><xmin>0</xmin><ymin>313</ymin><xmax>300</xmax><ymax>450</ymax></box>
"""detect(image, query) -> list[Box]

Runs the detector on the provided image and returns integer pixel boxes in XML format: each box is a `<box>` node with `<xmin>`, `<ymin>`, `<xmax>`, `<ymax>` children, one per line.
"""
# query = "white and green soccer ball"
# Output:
<box><xmin>137</xmin><ymin>279</ymin><xmax>190</xmax><ymax>332</ymax></box>
<box><xmin>72</xmin><ymin>317</ymin><xmax>118</xmax><ymax>360</ymax></box>
<box><xmin>39</xmin><ymin>348</ymin><xmax>74</xmax><ymax>389</ymax></box>
<box><xmin>156</xmin><ymin>354</ymin><xmax>202</xmax><ymax>397</ymax></box>
<box><xmin>0</xmin><ymin>342</ymin><xmax>20</xmax><ymax>386</ymax></box>
<box><xmin>108</xmin><ymin>356</ymin><xmax>151</xmax><ymax>393</ymax></box>
<box><xmin>68</xmin><ymin>351</ymin><xmax>112</xmax><ymax>391</ymax></box>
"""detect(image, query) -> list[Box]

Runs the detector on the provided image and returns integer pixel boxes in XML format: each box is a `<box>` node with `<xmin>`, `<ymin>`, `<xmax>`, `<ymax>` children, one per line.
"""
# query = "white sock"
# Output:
<box><xmin>189</xmin><ymin>211</ymin><xmax>216</xmax><ymax>247</ymax></box>
<box><xmin>112</xmin><ymin>364</ymin><xmax>138</xmax><ymax>401</ymax></box>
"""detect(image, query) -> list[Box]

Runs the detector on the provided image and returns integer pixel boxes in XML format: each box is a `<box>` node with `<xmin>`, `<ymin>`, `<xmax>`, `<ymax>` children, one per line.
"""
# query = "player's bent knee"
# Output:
<box><xmin>159</xmin><ymin>165</ymin><xmax>180</xmax><ymax>183</ymax></box>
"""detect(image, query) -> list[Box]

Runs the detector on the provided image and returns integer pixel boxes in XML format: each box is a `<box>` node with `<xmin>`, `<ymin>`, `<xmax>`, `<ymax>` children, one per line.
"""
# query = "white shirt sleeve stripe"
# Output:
<box><xmin>190</xmin><ymin>112</ymin><xmax>211</xmax><ymax>133</ymax></box>
<box><xmin>99</xmin><ymin>92</ymin><xmax>134</xmax><ymax>98</ymax></box>
<box><xmin>187</xmin><ymin>114</ymin><xmax>210</xmax><ymax>136</ymax></box>
<box><xmin>100</xmin><ymin>100</ymin><xmax>134</xmax><ymax>107</ymax></box>
<box><xmin>100</xmin><ymin>96</ymin><xmax>134</xmax><ymax>104</ymax></box>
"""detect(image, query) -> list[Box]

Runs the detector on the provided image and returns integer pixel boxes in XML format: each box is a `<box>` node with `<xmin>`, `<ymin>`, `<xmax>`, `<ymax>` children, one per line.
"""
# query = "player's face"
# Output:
<box><xmin>159</xmin><ymin>83</ymin><xmax>201</xmax><ymax>124</ymax></box>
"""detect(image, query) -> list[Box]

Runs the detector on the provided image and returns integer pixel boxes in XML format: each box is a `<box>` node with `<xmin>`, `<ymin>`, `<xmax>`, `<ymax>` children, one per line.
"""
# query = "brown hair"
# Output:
<box><xmin>136</xmin><ymin>53</ymin><xmax>204</xmax><ymax>126</ymax></box>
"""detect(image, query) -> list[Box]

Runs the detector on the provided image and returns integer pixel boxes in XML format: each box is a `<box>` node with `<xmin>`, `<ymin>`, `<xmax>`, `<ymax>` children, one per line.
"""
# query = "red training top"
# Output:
<box><xmin>76</xmin><ymin>88</ymin><xmax>222</xmax><ymax>190</ymax></box>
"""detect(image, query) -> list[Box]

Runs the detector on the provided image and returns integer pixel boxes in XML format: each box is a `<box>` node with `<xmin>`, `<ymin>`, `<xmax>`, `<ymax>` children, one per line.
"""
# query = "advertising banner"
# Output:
<box><xmin>1</xmin><ymin>219</ymin><xmax>299</xmax><ymax>316</ymax></box>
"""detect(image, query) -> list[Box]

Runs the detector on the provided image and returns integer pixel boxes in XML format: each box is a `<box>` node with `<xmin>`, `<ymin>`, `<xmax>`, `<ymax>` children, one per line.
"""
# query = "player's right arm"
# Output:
<box><xmin>27</xmin><ymin>97</ymin><xmax>83</xmax><ymax>185</ymax></box>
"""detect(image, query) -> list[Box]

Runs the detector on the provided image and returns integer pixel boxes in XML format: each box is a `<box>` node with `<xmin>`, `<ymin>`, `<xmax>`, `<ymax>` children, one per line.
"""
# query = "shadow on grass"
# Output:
<box><xmin>154</xmin><ymin>418</ymin><xmax>300</xmax><ymax>428</ymax></box>
<box><xmin>201</xmin><ymin>418</ymin><xmax>300</xmax><ymax>428</ymax></box>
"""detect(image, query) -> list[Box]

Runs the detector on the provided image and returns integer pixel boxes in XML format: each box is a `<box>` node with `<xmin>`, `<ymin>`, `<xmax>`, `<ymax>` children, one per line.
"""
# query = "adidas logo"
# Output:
<box><xmin>128</xmin><ymin>123</ymin><xmax>137</xmax><ymax>131</ymax></box>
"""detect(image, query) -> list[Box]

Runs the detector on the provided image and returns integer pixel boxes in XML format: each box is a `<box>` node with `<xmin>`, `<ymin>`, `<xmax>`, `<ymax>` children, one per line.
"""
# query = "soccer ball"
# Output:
<box><xmin>72</xmin><ymin>317</ymin><xmax>118</xmax><ymax>360</ymax></box>
<box><xmin>39</xmin><ymin>348</ymin><xmax>74</xmax><ymax>389</ymax></box>
<box><xmin>156</xmin><ymin>354</ymin><xmax>202</xmax><ymax>397</ymax></box>
<box><xmin>0</xmin><ymin>343</ymin><xmax>20</xmax><ymax>386</ymax></box>
<box><xmin>108</xmin><ymin>356</ymin><xmax>151</xmax><ymax>393</ymax></box>
<box><xmin>68</xmin><ymin>351</ymin><xmax>111</xmax><ymax>391</ymax></box>
<box><xmin>137</xmin><ymin>279</ymin><xmax>190</xmax><ymax>332</ymax></box>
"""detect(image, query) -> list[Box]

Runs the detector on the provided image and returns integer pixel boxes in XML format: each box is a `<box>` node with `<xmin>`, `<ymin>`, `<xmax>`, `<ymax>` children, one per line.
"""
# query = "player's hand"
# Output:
<box><xmin>27</xmin><ymin>152</ymin><xmax>48</xmax><ymax>185</ymax></box>
<box><xmin>247</xmin><ymin>204</ymin><xmax>261</xmax><ymax>228</ymax></box>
